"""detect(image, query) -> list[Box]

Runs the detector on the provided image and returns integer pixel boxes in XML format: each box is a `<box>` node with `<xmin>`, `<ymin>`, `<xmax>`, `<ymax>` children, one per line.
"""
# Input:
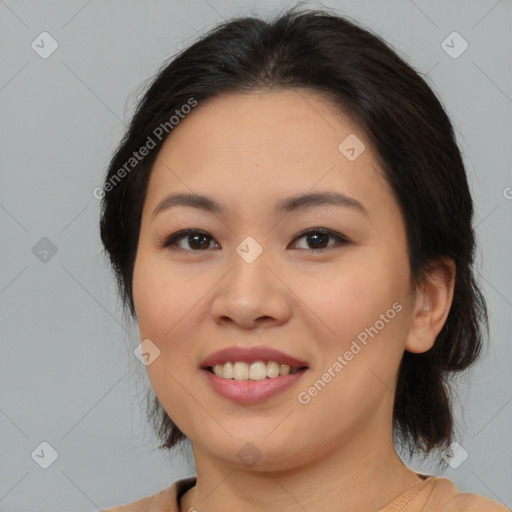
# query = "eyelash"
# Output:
<box><xmin>162</xmin><ymin>228</ymin><xmax>349</xmax><ymax>253</ymax></box>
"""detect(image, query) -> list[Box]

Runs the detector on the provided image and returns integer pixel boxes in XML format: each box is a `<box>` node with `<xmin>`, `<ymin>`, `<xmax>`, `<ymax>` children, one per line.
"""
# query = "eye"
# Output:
<box><xmin>162</xmin><ymin>229</ymin><xmax>219</xmax><ymax>251</ymax></box>
<box><xmin>290</xmin><ymin>228</ymin><xmax>349</xmax><ymax>251</ymax></box>
<box><xmin>162</xmin><ymin>228</ymin><xmax>349</xmax><ymax>252</ymax></box>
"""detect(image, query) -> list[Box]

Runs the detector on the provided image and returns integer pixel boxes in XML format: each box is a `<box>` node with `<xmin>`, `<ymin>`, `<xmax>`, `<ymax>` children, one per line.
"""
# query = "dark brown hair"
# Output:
<box><xmin>99</xmin><ymin>6</ymin><xmax>487</xmax><ymax>459</ymax></box>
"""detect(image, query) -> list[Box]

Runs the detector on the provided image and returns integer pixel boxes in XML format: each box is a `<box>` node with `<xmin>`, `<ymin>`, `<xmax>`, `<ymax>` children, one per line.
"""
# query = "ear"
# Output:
<box><xmin>405</xmin><ymin>257</ymin><xmax>456</xmax><ymax>354</ymax></box>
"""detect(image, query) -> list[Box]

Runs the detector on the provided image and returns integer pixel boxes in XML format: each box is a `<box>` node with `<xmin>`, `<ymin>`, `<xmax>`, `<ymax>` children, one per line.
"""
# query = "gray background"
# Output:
<box><xmin>1</xmin><ymin>0</ymin><xmax>511</xmax><ymax>510</ymax></box>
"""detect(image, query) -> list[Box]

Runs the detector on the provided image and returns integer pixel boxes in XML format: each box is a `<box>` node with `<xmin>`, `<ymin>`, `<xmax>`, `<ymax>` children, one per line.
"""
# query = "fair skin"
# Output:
<box><xmin>132</xmin><ymin>88</ymin><xmax>455</xmax><ymax>512</ymax></box>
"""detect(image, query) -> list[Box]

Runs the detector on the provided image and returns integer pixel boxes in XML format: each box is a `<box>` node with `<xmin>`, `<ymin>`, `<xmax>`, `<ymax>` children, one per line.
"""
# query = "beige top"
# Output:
<box><xmin>101</xmin><ymin>474</ymin><xmax>510</xmax><ymax>512</ymax></box>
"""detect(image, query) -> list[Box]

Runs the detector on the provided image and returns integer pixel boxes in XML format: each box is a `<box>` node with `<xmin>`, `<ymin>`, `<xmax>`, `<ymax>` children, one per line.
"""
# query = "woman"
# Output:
<box><xmin>99</xmin><ymin>7</ymin><xmax>509</xmax><ymax>512</ymax></box>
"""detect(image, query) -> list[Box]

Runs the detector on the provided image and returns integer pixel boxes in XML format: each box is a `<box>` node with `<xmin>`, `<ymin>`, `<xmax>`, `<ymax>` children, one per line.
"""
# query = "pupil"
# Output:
<box><xmin>190</xmin><ymin>234</ymin><xmax>209</xmax><ymax>249</ymax></box>
<box><xmin>308</xmin><ymin>233</ymin><xmax>327</xmax><ymax>249</ymax></box>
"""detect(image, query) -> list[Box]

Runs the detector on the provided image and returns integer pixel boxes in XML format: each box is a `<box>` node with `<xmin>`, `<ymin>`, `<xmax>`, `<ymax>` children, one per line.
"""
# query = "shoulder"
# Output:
<box><xmin>441</xmin><ymin>491</ymin><xmax>510</xmax><ymax>512</ymax></box>
<box><xmin>100</xmin><ymin>488</ymin><xmax>164</xmax><ymax>512</ymax></box>
<box><xmin>427</xmin><ymin>477</ymin><xmax>509</xmax><ymax>512</ymax></box>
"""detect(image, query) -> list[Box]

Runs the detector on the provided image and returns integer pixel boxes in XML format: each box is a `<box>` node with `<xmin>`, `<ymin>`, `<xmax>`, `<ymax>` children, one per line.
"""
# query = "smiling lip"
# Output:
<box><xmin>200</xmin><ymin>346</ymin><xmax>309</xmax><ymax>369</ymax></box>
<box><xmin>200</xmin><ymin>346</ymin><xmax>309</xmax><ymax>404</ymax></box>
<box><xmin>202</xmin><ymin>368</ymin><xmax>308</xmax><ymax>403</ymax></box>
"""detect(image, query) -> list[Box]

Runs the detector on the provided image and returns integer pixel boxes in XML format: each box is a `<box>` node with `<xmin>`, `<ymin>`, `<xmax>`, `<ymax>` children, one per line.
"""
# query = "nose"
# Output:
<box><xmin>210</xmin><ymin>245</ymin><xmax>292</xmax><ymax>330</ymax></box>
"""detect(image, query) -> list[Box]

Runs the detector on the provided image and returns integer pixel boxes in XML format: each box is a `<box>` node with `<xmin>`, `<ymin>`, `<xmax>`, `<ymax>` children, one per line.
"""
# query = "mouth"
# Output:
<box><xmin>205</xmin><ymin>361</ymin><xmax>309</xmax><ymax>380</ymax></box>
<box><xmin>199</xmin><ymin>346</ymin><xmax>310</xmax><ymax>402</ymax></box>
<box><xmin>201</xmin><ymin>361</ymin><xmax>309</xmax><ymax>404</ymax></box>
<box><xmin>200</xmin><ymin>345</ymin><xmax>309</xmax><ymax>378</ymax></box>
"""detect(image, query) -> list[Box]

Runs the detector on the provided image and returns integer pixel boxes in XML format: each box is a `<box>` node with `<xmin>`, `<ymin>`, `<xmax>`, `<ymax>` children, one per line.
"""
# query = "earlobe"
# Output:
<box><xmin>405</xmin><ymin>257</ymin><xmax>456</xmax><ymax>354</ymax></box>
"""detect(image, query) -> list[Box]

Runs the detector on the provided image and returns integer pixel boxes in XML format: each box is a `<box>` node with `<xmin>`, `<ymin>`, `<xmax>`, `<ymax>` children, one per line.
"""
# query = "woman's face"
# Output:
<box><xmin>132</xmin><ymin>89</ymin><xmax>419</xmax><ymax>470</ymax></box>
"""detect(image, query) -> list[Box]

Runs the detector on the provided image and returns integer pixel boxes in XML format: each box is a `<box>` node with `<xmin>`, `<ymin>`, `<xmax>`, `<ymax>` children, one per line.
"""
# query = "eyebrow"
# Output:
<box><xmin>151</xmin><ymin>191</ymin><xmax>368</xmax><ymax>219</ymax></box>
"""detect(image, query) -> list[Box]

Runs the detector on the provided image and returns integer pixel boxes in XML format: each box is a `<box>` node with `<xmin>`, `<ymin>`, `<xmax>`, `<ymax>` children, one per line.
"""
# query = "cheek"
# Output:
<box><xmin>132</xmin><ymin>251</ymin><xmax>204</xmax><ymax>379</ymax></box>
<box><xmin>133</xmin><ymin>251</ymin><xmax>191</xmax><ymax>339</ymax></box>
<box><xmin>302</xmin><ymin>254</ymin><xmax>411</xmax><ymax>408</ymax></box>
<box><xmin>132</xmin><ymin>257</ymin><xmax>162</xmax><ymax>337</ymax></box>
<box><xmin>132</xmin><ymin>253</ymin><xmax>198</xmax><ymax>426</ymax></box>
<box><xmin>297</xmin><ymin>274</ymin><xmax>408</xmax><ymax>429</ymax></box>
<box><xmin>311</xmin><ymin>258</ymin><xmax>409</xmax><ymax>341</ymax></box>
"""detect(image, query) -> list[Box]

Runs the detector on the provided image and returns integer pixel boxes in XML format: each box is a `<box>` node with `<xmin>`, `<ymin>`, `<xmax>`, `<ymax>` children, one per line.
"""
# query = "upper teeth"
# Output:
<box><xmin>212</xmin><ymin>361</ymin><xmax>302</xmax><ymax>380</ymax></box>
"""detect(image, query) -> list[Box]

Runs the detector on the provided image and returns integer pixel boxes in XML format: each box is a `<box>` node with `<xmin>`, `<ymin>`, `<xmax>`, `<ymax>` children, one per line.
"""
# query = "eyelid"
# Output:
<box><xmin>162</xmin><ymin>228</ymin><xmax>350</xmax><ymax>251</ymax></box>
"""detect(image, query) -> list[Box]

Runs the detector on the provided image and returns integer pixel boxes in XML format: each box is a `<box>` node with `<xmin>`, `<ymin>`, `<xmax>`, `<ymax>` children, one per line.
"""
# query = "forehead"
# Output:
<box><xmin>164</xmin><ymin>88</ymin><xmax>363</xmax><ymax>162</ymax></box>
<box><xmin>145</xmin><ymin>88</ymin><xmax>396</xmax><ymax>219</ymax></box>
